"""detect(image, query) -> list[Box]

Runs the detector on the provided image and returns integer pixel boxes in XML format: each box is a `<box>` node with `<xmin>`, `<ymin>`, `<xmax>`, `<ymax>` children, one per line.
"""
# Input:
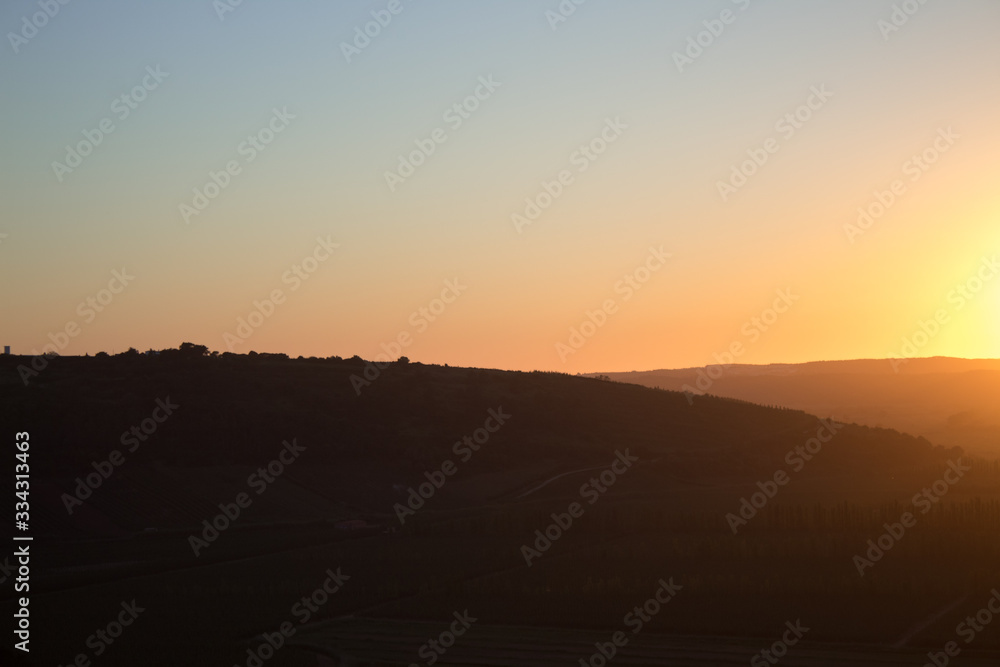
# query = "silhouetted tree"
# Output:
<box><xmin>178</xmin><ymin>342</ymin><xmax>209</xmax><ymax>357</ymax></box>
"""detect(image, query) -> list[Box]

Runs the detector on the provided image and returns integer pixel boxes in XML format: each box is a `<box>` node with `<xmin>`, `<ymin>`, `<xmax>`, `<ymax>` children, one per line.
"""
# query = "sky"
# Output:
<box><xmin>1</xmin><ymin>0</ymin><xmax>999</xmax><ymax>373</ymax></box>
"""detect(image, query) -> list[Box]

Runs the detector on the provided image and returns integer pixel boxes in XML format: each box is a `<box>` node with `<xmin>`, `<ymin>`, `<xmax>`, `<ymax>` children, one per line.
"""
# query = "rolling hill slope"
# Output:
<box><xmin>592</xmin><ymin>357</ymin><xmax>1000</xmax><ymax>457</ymax></box>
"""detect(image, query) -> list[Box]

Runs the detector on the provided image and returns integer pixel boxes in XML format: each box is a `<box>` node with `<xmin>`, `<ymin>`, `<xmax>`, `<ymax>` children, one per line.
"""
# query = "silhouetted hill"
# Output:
<box><xmin>593</xmin><ymin>357</ymin><xmax>1000</xmax><ymax>457</ymax></box>
<box><xmin>4</xmin><ymin>351</ymin><xmax>1000</xmax><ymax>666</ymax></box>
<box><xmin>0</xmin><ymin>351</ymin><xmax>972</xmax><ymax>539</ymax></box>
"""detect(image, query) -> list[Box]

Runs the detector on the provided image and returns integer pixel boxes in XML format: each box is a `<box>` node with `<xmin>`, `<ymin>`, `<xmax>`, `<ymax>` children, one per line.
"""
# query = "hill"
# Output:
<box><xmin>592</xmin><ymin>357</ymin><xmax>1000</xmax><ymax>457</ymax></box>
<box><xmin>2</xmin><ymin>351</ymin><xmax>999</xmax><ymax>666</ymax></box>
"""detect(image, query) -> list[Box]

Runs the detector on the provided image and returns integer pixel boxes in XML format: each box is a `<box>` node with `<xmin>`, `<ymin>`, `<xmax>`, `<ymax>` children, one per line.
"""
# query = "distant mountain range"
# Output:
<box><xmin>589</xmin><ymin>357</ymin><xmax>1000</xmax><ymax>457</ymax></box>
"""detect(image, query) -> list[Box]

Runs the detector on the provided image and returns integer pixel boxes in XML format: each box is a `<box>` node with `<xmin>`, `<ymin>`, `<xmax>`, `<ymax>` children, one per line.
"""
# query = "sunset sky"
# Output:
<box><xmin>2</xmin><ymin>0</ymin><xmax>999</xmax><ymax>373</ymax></box>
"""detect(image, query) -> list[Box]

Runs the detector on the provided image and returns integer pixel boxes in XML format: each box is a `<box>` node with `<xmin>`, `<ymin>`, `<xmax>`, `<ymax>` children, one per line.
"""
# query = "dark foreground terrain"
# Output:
<box><xmin>2</xmin><ymin>349</ymin><xmax>1000</xmax><ymax>666</ymax></box>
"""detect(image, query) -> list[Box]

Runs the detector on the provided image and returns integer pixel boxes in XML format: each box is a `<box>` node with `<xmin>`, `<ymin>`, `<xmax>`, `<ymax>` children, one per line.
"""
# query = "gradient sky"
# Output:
<box><xmin>2</xmin><ymin>0</ymin><xmax>999</xmax><ymax>373</ymax></box>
